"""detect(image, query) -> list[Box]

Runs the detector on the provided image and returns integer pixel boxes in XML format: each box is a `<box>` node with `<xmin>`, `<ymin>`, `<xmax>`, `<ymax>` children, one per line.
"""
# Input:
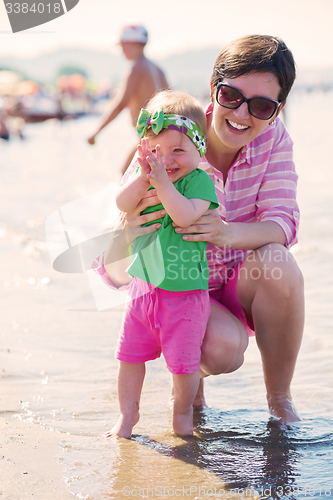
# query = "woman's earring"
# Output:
<box><xmin>269</xmin><ymin>120</ymin><xmax>276</xmax><ymax>126</ymax></box>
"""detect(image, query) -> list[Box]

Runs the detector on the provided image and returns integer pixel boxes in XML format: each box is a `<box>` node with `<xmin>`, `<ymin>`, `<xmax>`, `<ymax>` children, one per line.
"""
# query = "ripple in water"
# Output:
<box><xmin>133</xmin><ymin>408</ymin><xmax>333</xmax><ymax>499</ymax></box>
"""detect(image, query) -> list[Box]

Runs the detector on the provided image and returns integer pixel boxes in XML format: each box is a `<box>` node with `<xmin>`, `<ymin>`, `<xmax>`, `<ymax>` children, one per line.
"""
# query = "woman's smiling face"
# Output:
<box><xmin>210</xmin><ymin>72</ymin><xmax>283</xmax><ymax>155</ymax></box>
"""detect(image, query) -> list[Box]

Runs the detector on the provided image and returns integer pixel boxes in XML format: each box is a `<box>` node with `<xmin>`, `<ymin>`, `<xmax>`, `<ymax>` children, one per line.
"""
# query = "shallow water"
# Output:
<box><xmin>1</xmin><ymin>93</ymin><xmax>333</xmax><ymax>499</ymax></box>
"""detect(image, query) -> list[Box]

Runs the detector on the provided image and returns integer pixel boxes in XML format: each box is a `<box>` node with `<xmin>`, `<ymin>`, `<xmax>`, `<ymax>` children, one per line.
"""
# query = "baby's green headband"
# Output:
<box><xmin>136</xmin><ymin>108</ymin><xmax>207</xmax><ymax>157</ymax></box>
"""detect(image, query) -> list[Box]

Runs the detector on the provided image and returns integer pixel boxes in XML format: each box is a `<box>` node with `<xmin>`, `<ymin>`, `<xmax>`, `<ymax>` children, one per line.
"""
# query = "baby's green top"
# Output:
<box><xmin>126</xmin><ymin>168</ymin><xmax>219</xmax><ymax>291</ymax></box>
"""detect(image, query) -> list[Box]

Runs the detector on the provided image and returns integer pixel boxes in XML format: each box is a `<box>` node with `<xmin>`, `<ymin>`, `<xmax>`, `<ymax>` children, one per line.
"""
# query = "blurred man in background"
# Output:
<box><xmin>87</xmin><ymin>24</ymin><xmax>169</xmax><ymax>174</ymax></box>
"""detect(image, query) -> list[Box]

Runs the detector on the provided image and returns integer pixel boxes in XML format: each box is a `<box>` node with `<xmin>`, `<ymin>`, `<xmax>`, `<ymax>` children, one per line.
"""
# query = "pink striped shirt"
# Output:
<box><xmin>92</xmin><ymin>114</ymin><xmax>299</xmax><ymax>291</ymax></box>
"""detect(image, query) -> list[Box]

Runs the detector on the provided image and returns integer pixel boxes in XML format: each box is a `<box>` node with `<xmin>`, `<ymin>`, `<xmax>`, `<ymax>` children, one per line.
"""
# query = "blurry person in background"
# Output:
<box><xmin>0</xmin><ymin>109</ymin><xmax>10</xmax><ymax>140</ymax></box>
<box><xmin>0</xmin><ymin>101</ymin><xmax>25</xmax><ymax>140</ymax></box>
<box><xmin>87</xmin><ymin>24</ymin><xmax>169</xmax><ymax>174</ymax></box>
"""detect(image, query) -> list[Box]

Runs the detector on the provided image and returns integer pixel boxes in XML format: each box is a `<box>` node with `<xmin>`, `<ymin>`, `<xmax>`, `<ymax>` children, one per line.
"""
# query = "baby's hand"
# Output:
<box><xmin>137</xmin><ymin>138</ymin><xmax>152</xmax><ymax>180</ymax></box>
<box><xmin>146</xmin><ymin>145</ymin><xmax>169</xmax><ymax>189</ymax></box>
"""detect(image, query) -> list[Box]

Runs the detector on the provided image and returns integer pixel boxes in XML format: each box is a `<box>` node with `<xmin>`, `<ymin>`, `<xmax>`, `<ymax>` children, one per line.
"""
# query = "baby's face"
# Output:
<box><xmin>147</xmin><ymin>129</ymin><xmax>200</xmax><ymax>183</ymax></box>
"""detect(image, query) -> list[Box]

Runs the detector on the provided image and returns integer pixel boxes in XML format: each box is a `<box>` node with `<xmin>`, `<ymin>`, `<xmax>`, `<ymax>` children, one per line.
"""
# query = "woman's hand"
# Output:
<box><xmin>118</xmin><ymin>188</ymin><xmax>165</xmax><ymax>244</ymax></box>
<box><xmin>173</xmin><ymin>209</ymin><xmax>234</xmax><ymax>247</ymax></box>
<box><xmin>173</xmin><ymin>210</ymin><xmax>286</xmax><ymax>250</ymax></box>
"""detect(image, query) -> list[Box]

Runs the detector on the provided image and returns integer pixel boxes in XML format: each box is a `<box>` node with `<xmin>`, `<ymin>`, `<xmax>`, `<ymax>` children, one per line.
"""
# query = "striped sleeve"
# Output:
<box><xmin>255</xmin><ymin>121</ymin><xmax>300</xmax><ymax>247</ymax></box>
<box><xmin>91</xmin><ymin>250</ymin><xmax>130</xmax><ymax>291</ymax></box>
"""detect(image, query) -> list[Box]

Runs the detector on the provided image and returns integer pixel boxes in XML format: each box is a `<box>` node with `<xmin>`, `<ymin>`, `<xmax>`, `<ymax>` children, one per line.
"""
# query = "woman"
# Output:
<box><xmin>94</xmin><ymin>35</ymin><xmax>304</xmax><ymax>424</ymax></box>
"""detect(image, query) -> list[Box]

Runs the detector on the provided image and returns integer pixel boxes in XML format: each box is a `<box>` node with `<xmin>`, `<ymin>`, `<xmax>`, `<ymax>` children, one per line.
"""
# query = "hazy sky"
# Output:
<box><xmin>0</xmin><ymin>0</ymin><xmax>332</xmax><ymax>68</ymax></box>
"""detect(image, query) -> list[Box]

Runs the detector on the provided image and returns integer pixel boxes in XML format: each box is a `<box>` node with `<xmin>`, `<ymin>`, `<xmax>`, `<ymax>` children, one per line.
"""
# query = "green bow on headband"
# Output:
<box><xmin>137</xmin><ymin>108</ymin><xmax>165</xmax><ymax>138</ymax></box>
<box><xmin>136</xmin><ymin>108</ymin><xmax>207</xmax><ymax>157</ymax></box>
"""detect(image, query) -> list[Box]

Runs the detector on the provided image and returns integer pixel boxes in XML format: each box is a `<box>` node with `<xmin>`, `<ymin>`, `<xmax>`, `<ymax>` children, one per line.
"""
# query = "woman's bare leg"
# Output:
<box><xmin>201</xmin><ymin>304</ymin><xmax>249</xmax><ymax>376</ymax></box>
<box><xmin>237</xmin><ymin>243</ymin><xmax>304</xmax><ymax>422</ymax></box>
<box><xmin>195</xmin><ymin>244</ymin><xmax>304</xmax><ymax>423</ymax></box>
<box><xmin>105</xmin><ymin>361</ymin><xmax>145</xmax><ymax>439</ymax></box>
<box><xmin>194</xmin><ymin>304</ymin><xmax>249</xmax><ymax>407</ymax></box>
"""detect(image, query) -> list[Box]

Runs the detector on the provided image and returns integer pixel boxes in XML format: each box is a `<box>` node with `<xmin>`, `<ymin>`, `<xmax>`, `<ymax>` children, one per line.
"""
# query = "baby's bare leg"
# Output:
<box><xmin>172</xmin><ymin>371</ymin><xmax>200</xmax><ymax>436</ymax></box>
<box><xmin>105</xmin><ymin>361</ymin><xmax>145</xmax><ymax>439</ymax></box>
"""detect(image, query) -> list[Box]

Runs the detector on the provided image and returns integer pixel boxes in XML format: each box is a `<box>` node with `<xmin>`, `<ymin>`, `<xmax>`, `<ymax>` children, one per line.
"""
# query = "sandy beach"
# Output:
<box><xmin>1</xmin><ymin>92</ymin><xmax>333</xmax><ymax>499</ymax></box>
<box><xmin>1</xmin><ymin>417</ymin><xmax>72</xmax><ymax>500</ymax></box>
<box><xmin>0</xmin><ymin>229</ymin><xmax>80</xmax><ymax>500</ymax></box>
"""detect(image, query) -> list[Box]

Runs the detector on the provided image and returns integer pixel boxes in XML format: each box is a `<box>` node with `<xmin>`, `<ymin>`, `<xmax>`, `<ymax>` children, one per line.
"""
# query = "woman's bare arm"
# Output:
<box><xmin>174</xmin><ymin>210</ymin><xmax>286</xmax><ymax>249</ymax></box>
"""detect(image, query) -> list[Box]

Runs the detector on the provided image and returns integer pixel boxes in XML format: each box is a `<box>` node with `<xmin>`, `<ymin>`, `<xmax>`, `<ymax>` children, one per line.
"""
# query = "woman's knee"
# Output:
<box><xmin>201</xmin><ymin>306</ymin><xmax>248</xmax><ymax>375</ymax></box>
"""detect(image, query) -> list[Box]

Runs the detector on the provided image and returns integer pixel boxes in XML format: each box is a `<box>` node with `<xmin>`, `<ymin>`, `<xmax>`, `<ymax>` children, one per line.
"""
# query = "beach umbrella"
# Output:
<box><xmin>0</xmin><ymin>70</ymin><xmax>22</xmax><ymax>95</ymax></box>
<box><xmin>56</xmin><ymin>74</ymin><xmax>86</xmax><ymax>94</ymax></box>
<box><xmin>15</xmin><ymin>80</ymin><xmax>41</xmax><ymax>96</ymax></box>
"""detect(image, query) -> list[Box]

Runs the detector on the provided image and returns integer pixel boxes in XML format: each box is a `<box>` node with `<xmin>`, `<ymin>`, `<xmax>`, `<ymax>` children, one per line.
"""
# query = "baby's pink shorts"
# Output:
<box><xmin>115</xmin><ymin>277</ymin><xmax>210</xmax><ymax>374</ymax></box>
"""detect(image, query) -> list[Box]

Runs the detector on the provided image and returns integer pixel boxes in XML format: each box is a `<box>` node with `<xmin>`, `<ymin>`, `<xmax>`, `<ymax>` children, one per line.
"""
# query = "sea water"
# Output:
<box><xmin>1</xmin><ymin>93</ymin><xmax>333</xmax><ymax>499</ymax></box>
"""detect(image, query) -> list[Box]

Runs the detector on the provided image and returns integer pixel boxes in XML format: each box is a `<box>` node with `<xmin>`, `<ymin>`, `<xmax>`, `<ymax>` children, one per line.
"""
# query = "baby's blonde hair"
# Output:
<box><xmin>145</xmin><ymin>90</ymin><xmax>207</xmax><ymax>136</ymax></box>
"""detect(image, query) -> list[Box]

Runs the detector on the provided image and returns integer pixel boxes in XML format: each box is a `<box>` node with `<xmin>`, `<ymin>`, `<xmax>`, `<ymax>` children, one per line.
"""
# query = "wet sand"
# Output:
<box><xmin>1</xmin><ymin>417</ymin><xmax>73</xmax><ymax>500</ymax></box>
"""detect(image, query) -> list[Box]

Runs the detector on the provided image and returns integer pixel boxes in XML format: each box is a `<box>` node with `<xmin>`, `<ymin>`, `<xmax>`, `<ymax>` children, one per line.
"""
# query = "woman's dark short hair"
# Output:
<box><xmin>211</xmin><ymin>35</ymin><xmax>296</xmax><ymax>102</ymax></box>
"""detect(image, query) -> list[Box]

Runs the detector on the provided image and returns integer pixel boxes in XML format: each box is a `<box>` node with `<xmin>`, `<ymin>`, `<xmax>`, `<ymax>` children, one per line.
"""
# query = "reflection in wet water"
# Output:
<box><xmin>132</xmin><ymin>409</ymin><xmax>333</xmax><ymax>500</ymax></box>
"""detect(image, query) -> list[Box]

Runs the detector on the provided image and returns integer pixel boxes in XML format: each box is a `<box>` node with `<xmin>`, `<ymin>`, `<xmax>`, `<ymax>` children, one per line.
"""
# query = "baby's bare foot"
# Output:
<box><xmin>105</xmin><ymin>412</ymin><xmax>140</xmax><ymax>439</ymax></box>
<box><xmin>170</xmin><ymin>379</ymin><xmax>207</xmax><ymax>410</ymax></box>
<box><xmin>173</xmin><ymin>407</ymin><xmax>194</xmax><ymax>436</ymax></box>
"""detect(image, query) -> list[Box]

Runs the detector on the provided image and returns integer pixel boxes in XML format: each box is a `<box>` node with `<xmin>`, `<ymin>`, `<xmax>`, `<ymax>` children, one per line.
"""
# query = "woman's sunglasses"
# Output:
<box><xmin>216</xmin><ymin>82</ymin><xmax>281</xmax><ymax>120</ymax></box>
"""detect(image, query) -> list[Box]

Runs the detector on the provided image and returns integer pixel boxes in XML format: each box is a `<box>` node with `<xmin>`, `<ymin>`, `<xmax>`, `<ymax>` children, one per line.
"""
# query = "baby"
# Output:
<box><xmin>109</xmin><ymin>90</ymin><xmax>218</xmax><ymax>438</ymax></box>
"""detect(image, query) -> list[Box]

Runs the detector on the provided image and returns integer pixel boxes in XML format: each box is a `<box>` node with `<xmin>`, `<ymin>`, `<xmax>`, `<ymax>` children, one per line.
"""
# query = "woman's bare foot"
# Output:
<box><xmin>267</xmin><ymin>393</ymin><xmax>301</xmax><ymax>423</ymax></box>
<box><xmin>173</xmin><ymin>407</ymin><xmax>194</xmax><ymax>436</ymax></box>
<box><xmin>104</xmin><ymin>411</ymin><xmax>140</xmax><ymax>439</ymax></box>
